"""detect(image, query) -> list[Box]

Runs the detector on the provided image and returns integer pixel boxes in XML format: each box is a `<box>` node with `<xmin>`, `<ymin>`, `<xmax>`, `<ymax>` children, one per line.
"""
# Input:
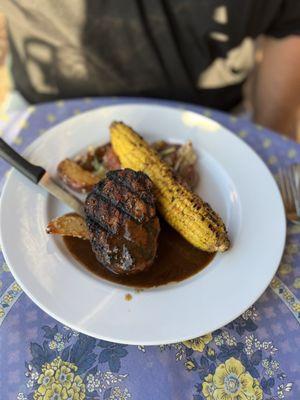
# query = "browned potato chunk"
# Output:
<box><xmin>46</xmin><ymin>213</ymin><xmax>89</xmax><ymax>240</ymax></box>
<box><xmin>57</xmin><ymin>159</ymin><xmax>100</xmax><ymax>193</ymax></box>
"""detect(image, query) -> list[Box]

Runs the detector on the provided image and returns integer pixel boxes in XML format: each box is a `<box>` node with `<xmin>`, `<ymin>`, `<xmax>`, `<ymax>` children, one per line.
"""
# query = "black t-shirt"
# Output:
<box><xmin>2</xmin><ymin>0</ymin><xmax>300</xmax><ymax>109</ymax></box>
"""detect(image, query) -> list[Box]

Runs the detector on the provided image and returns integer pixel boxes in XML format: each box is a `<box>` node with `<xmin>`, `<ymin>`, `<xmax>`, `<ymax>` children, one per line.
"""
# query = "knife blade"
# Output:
<box><xmin>39</xmin><ymin>172</ymin><xmax>84</xmax><ymax>215</ymax></box>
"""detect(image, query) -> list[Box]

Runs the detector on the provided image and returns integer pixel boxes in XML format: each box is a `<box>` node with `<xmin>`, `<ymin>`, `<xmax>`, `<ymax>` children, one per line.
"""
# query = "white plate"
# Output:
<box><xmin>0</xmin><ymin>103</ymin><xmax>286</xmax><ymax>345</ymax></box>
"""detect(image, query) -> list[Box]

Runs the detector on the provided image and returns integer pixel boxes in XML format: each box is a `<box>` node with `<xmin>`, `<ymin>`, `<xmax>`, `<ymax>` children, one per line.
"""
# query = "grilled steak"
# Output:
<box><xmin>84</xmin><ymin>169</ymin><xmax>160</xmax><ymax>275</ymax></box>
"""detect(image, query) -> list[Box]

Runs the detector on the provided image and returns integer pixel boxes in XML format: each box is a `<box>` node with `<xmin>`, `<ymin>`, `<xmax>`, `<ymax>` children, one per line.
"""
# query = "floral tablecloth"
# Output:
<box><xmin>0</xmin><ymin>98</ymin><xmax>300</xmax><ymax>400</ymax></box>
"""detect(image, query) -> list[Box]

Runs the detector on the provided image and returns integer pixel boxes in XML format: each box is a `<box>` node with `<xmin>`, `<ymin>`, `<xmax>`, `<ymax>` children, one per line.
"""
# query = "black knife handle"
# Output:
<box><xmin>0</xmin><ymin>138</ymin><xmax>45</xmax><ymax>184</ymax></box>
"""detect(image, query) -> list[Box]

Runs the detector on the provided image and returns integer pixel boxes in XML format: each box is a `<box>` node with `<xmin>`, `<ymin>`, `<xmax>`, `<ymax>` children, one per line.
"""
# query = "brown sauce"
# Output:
<box><xmin>63</xmin><ymin>220</ymin><xmax>215</xmax><ymax>288</ymax></box>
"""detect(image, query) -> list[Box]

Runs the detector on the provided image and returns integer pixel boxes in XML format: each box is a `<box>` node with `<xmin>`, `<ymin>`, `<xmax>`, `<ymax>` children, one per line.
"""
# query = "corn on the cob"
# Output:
<box><xmin>110</xmin><ymin>122</ymin><xmax>230</xmax><ymax>252</ymax></box>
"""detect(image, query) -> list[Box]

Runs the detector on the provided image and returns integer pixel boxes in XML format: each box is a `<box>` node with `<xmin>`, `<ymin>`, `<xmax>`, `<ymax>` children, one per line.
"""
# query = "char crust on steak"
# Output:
<box><xmin>84</xmin><ymin>169</ymin><xmax>160</xmax><ymax>275</ymax></box>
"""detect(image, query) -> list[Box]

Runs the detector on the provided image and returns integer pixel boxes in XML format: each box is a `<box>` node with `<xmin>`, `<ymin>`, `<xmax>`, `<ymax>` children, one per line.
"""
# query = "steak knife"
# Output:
<box><xmin>0</xmin><ymin>138</ymin><xmax>84</xmax><ymax>216</ymax></box>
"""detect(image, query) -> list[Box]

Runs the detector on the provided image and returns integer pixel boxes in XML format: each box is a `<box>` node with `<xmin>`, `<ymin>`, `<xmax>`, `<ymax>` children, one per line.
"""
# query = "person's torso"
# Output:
<box><xmin>2</xmin><ymin>0</ymin><xmax>284</xmax><ymax>109</ymax></box>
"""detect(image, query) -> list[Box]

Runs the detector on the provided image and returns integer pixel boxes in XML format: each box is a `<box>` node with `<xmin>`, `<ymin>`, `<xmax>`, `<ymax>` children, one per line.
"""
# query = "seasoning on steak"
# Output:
<box><xmin>84</xmin><ymin>169</ymin><xmax>160</xmax><ymax>275</ymax></box>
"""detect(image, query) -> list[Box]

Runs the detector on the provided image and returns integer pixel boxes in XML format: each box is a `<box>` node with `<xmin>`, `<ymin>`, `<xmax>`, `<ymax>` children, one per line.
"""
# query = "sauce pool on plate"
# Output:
<box><xmin>63</xmin><ymin>220</ymin><xmax>215</xmax><ymax>288</ymax></box>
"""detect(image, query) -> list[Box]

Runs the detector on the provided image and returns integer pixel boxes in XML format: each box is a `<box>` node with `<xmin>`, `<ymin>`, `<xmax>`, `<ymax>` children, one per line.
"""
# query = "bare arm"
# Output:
<box><xmin>252</xmin><ymin>36</ymin><xmax>300</xmax><ymax>140</ymax></box>
<box><xmin>0</xmin><ymin>13</ymin><xmax>10</xmax><ymax>107</ymax></box>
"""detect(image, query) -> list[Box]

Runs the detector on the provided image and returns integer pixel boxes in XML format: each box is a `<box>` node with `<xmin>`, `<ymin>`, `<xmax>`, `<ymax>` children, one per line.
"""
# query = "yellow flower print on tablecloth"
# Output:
<box><xmin>293</xmin><ymin>277</ymin><xmax>300</xmax><ymax>289</ymax></box>
<box><xmin>202</xmin><ymin>357</ymin><xmax>263</xmax><ymax>400</ymax></box>
<box><xmin>12</xmin><ymin>282</ymin><xmax>22</xmax><ymax>292</ymax></box>
<box><xmin>37</xmin><ymin>383</ymin><xmax>61</xmax><ymax>400</ymax></box>
<box><xmin>36</xmin><ymin>369</ymin><xmax>55</xmax><ymax>395</ymax></box>
<box><xmin>183</xmin><ymin>333</ymin><xmax>213</xmax><ymax>352</ymax></box>
<box><xmin>0</xmin><ymin>307</ymin><xmax>5</xmax><ymax>318</ymax></box>
<box><xmin>279</xmin><ymin>263</ymin><xmax>292</xmax><ymax>276</ymax></box>
<box><xmin>207</xmin><ymin>348</ymin><xmax>215</xmax><ymax>357</ymax></box>
<box><xmin>34</xmin><ymin>357</ymin><xmax>85</xmax><ymax>399</ymax></box>
<box><xmin>283</xmin><ymin>290</ymin><xmax>293</xmax><ymax>303</ymax></box>
<box><xmin>271</xmin><ymin>278</ymin><xmax>281</xmax><ymax>290</ymax></box>
<box><xmin>250</xmin><ymin>379</ymin><xmax>264</xmax><ymax>400</ymax></box>
<box><xmin>3</xmin><ymin>294</ymin><xmax>13</xmax><ymax>303</ymax></box>
<box><xmin>292</xmin><ymin>303</ymin><xmax>300</xmax><ymax>313</ymax></box>
<box><xmin>185</xmin><ymin>360</ymin><xmax>196</xmax><ymax>371</ymax></box>
<box><xmin>202</xmin><ymin>374</ymin><xmax>215</xmax><ymax>400</ymax></box>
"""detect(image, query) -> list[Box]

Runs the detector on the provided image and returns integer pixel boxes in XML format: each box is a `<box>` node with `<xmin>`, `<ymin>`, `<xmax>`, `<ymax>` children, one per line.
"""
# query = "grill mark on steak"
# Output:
<box><xmin>107</xmin><ymin>170</ymin><xmax>155</xmax><ymax>204</ymax></box>
<box><xmin>84</xmin><ymin>169</ymin><xmax>160</xmax><ymax>275</ymax></box>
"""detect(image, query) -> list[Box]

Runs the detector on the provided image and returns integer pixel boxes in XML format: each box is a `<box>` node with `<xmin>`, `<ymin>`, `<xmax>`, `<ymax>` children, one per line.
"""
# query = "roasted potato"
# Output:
<box><xmin>57</xmin><ymin>159</ymin><xmax>100</xmax><ymax>193</ymax></box>
<box><xmin>46</xmin><ymin>213</ymin><xmax>89</xmax><ymax>239</ymax></box>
